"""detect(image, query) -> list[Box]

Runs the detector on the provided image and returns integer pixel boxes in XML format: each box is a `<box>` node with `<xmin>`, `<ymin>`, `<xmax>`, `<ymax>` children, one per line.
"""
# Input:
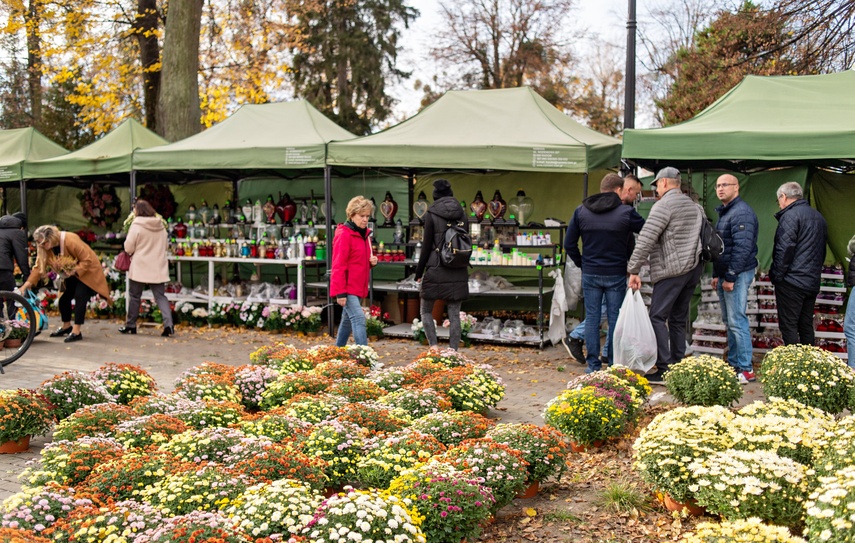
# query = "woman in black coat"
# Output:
<box><xmin>415</xmin><ymin>179</ymin><xmax>469</xmax><ymax>350</ymax></box>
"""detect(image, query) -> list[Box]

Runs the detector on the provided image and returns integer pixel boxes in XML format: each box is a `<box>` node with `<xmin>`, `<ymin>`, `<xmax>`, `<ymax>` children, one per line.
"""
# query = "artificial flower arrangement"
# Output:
<box><xmin>50</xmin><ymin>402</ymin><xmax>136</xmax><ymax>442</ymax></box>
<box><xmin>22</xmin><ymin>436</ymin><xmax>126</xmax><ymax>488</ymax></box>
<box><xmin>79</xmin><ymin>184</ymin><xmax>122</xmax><ymax>229</ymax></box>
<box><xmin>377</xmin><ymin>387</ymin><xmax>453</xmax><ymax>419</ymax></box>
<box><xmin>233</xmin><ymin>364</ymin><xmax>280</xmax><ymax>410</ymax></box>
<box><xmin>259</xmin><ymin>371</ymin><xmax>333</xmax><ymax>409</ymax></box>
<box><xmin>0</xmin><ymin>485</ymin><xmax>94</xmax><ymax>534</ymax></box>
<box><xmin>138</xmin><ymin>183</ymin><xmax>177</xmax><ymax>220</ymax></box>
<box><xmin>301</xmin><ymin>487</ymin><xmax>426</xmax><ymax>543</ymax></box>
<box><xmin>37</xmin><ymin>371</ymin><xmax>116</xmax><ymax>420</ymax></box>
<box><xmin>364</xmin><ymin>304</ymin><xmax>390</xmax><ymax>337</ymax></box>
<box><xmin>442</xmin><ymin>311</ymin><xmax>478</xmax><ymax>344</ymax></box>
<box><xmin>158</xmin><ymin>426</ymin><xmax>273</xmax><ymax>465</ymax></box>
<box><xmin>132</xmin><ymin>510</ymin><xmax>253</xmax><ymax>543</ymax></box>
<box><xmin>46</xmin><ymin>500</ymin><xmax>165</xmax><ymax>543</ymax></box>
<box><xmin>760</xmin><ymin>344</ymin><xmax>855</xmax><ymax>414</ymax></box>
<box><xmin>225</xmin><ymin>479</ymin><xmax>322</xmax><ymax>539</ymax></box>
<box><xmin>75</xmin><ymin>227</ymin><xmax>99</xmax><ymax>245</ymax></box>
<box><xmin>689</xmin><ymin>448</ymin><xmax>811</xmax><ymax>528</ymax></box>
<box><xmin>421</xmin><ymin>364</ymin><xmax>505</xmax><ymax>414</ymax></box>
<box><xmin>543</xmin><ymin>386</ymin><xmax>626</xmax><ymax>447</ymax></box>
<box><xmin>664</xmin><ymin>354</ymin><xmax>743</xmax><ymax>407</ymax></box>
<box><xmin>439</xmin><ymin>437</ymin><xmax>529</xmax><ymax>510</ymax></box>
<box><xmin>407</xmin><ymin>410</ymin><xmax>494</xmax><ymax>446</ymax></box>
<box><xmin>230</xmin><ymin>443</ymin><xmax>328</xmax><ymax>489</ymax></box>
<box><xmin>336</xmin><ymin>401</ymin><xmax>409</xmax><ymax>436</ymax></box>
<box><xmin>805</xmin><ymin>464</ymin><xmax>855</xmax><ymax>543</ymax></box>
<box><xmin>92</xmin><ymin>363</ymin><xmax>158</xmax><ymax>405</ymax></box>
<box><xmin>0</xmin><ymin>389</ymin><xmax>56</xmax><ymax>445</ymax></box>
<box><xmin>327</xmin><ymin>377</ymin><xmax>387</xmax><ymax>402</ymax></box>
<box><xmin>81</xmin><ymin>450</ymin><xmax>176</xmax><ymax>502</ymax></box>
<box><xmin>355</xmin><ymin>428</ymin><xmax>447</xmax><ymax>489</ymax></box>
<box><xmin>411</xmin><ymin>317</ymin><xmax>431</xmax><ymax>343</ymax></box>
<box><xmin>137</xmin><ymin>463</ymin><xmax>254</xmax><ymax>516</ymax></box>
<box><xmin>388</xmin><ymin>462</ymin><xmax>495</xmax><ymax>543</ymax></box>
<box><xmin>487</xmin><ymin>423</ymin><xmax>569</xmax><ymax>484</ymax></box>
<box><xmin>297</xmin><ymin>419</ymin><xmax>369</xmax><ymax>488</ymax></box>
<box><xmin>632</xmin><ymin>405</ymin><xmax>735</xmax><ymax>503</ymax></box>
<box><xmin>681</xmin><ymin>518</ymin><xmax>807</xmax><ymax>543</ymax></box>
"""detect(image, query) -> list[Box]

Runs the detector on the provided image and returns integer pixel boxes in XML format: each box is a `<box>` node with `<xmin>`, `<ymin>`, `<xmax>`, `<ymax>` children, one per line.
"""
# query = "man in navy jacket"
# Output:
<box><xmin>564</xmin><ymin>173</ymin><xmax>645</xmax><ymax>373</ymax></box>
<box><xmin>771</xmin><ymin>182</ymin><xmax>827</xmax><ymax>346</ymax></box>
<box><xmin>712</xmin><ymin>174</ymin><xmax>759</xmax><ymax>384</ymax></box>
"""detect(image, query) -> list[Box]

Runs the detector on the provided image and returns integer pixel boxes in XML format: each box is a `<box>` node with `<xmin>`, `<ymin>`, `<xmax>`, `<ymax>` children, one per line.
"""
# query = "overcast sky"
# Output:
<box><xmin>392</xmin><ymin>0</ymin><xmax>633</xmax><ymax>120</ymax></box>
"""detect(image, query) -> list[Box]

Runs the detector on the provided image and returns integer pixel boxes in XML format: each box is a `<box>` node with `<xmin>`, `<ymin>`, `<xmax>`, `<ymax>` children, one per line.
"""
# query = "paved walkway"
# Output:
<box><xmin>0</xmin><ymin>319</ymin><xmax>765</xmax><ymax>500</ymax></box>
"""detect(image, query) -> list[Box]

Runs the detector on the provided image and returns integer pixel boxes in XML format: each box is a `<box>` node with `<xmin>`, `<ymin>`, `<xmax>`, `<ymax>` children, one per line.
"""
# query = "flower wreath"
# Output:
<box><xmin>138</xmin><ymin>183</ymin><xmax>177</xmax><ymax>219</ymax></box>
<box><xmin>79</xmin><ymin>184</ymin><xmax>122</xmax><ymax>228</ymax></box>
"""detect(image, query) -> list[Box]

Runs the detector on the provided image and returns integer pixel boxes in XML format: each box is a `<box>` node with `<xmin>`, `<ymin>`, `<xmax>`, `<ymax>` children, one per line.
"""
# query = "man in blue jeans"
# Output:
<box><xmin>711</xmin><ymin>174</ymin><xmax>759</xmax><ymax>384</ymax></box>
<box><xmin>564</xmin><ymin>173</ymin><xmax>645</xmax><ymax>373</ymax></box>
<box><xmin>562</xmin><ymin>300</ymin><xmax>608</xmax><ymax>364</ymax></box>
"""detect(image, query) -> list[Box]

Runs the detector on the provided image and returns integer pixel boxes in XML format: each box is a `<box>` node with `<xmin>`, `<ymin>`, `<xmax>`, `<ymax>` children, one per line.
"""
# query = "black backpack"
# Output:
<box><xmin>437</xmin><ymin>220</ymin><xmax>472</xmax><ymax>268</ymax></box>
<box><xmin>699</xmin><ymin>216</ymin><xmax>724</xmax><ymax>262</ymax></box>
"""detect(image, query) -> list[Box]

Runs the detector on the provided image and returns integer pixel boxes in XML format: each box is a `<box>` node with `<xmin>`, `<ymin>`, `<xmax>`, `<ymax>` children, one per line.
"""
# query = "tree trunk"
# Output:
<box><xmin>157</xmin><ymin>0</ymin><xmax>203</xmax><ymax>141</ymax></box>
<box><xmin>134</xmin><ymin>0</ymin><xmax>161</xmax><ymax>132</ymax></box>
<box><xmin>26</xmin><ymin>0</ymin><xmax>42</xmax><ymax>127</ymax></box>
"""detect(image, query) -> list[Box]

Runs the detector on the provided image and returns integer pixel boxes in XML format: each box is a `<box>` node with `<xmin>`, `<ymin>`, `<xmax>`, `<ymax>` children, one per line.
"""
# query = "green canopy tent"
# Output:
<box><xmin>0</xmin><ymin>127</ymin><xmax>67</xmax><ymax>213</ymax></box>
<box><xmin>622</xmin><ymin>70</ymin><xmax>855</xmax><ymax>172</ymax></box>
<box><xmin>622</xmin><ymin>70</ymin><xmax>855</xmax><ymax>269</ymax></box>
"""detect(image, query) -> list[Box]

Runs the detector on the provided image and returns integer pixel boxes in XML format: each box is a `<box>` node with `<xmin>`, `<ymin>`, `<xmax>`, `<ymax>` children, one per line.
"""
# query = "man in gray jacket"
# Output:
<box><xmin>628</xmin><ymin>167</ymin><xmax>704</xmax><ymax>384</ymax></box>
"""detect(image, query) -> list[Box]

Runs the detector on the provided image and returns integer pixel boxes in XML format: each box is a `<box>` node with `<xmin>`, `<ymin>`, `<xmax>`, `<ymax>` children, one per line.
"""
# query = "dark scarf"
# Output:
<box><xmin>345</xmin><ymin>220</ymin><xmax>368</xmax><ymax>239</ymax></box>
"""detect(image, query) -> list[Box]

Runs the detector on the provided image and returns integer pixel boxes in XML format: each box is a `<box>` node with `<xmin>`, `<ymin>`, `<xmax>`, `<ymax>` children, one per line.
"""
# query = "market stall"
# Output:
<box><xmin>0</xmin><ymin>127</ymin><xmax>67</xmax><ymax>213</ymax></box>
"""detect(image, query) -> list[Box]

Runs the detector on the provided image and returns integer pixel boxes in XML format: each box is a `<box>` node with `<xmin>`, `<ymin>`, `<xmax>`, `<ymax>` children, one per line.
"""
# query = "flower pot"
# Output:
<box><xmin>569</xmin><ymin>440</ymin><xmax>604</xmax><ymax>453</ymax></box>
<box><xmin>4</xmin><ymin>338</ymin><xmax>22</xmax><ymax>348</ymax></box>
<box><xmin>516</xmin><ymin>480</ymin><xmax>540</xmax><ymax>499</ymax></box>
<box><xmin>306</xmin><ymin>330</ymin><xmax>321</xmax><ymax>337</ymax></box>
<box><xmin>368</xmin><ymin>335</ymin><xmax>380</xmax><ymax>342</ymax></box>
<box><xmin>663</xmin><ymin>493</ymin><xmax>705</xmax><ymax>516</ymax></box>
<box><xmin>418</xmin><ymin>337</ymin><xmax>428</xmax><ymax>345</ymax></box>
<box><xmin>0</xmin><ymin>436</ymin><xmax>30</xmax><ymax>454</ymax></box>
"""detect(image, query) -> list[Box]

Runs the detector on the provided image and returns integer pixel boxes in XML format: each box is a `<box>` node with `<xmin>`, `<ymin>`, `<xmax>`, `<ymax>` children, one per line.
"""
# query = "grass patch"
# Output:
<box><xmin>542</xmin><ymin>510</ymin><xmax>583</xmax><ymax>523</ymax></box>
<box><xmin>593</xmin><ymin>480</ymin><xmax>652</xmax><ymax>514</ymax></box>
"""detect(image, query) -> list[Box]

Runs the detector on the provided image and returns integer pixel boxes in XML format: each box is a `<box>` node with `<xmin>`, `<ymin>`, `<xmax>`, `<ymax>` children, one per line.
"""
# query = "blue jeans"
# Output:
<box><xmin>335</xmin><ymin>295</ymin><xmax>367</xmax><ymax>347</ymax></box>
<box><xmin>569</xmin><ymin>299</ymin><xmax>609</xmax><ymax>357</ymax></box>
<box><xmin>581</xmin><ymin>274</ymin><xmax>626</xmax><ymax>373</ymax></box>
<box><xmin>845</xmin><ymin>294</ymin><xmax>855</xmax><ymax>367</ymax></box>
<box><xmin>717</xmin><ymin>269</ymin><xmax>755</xmax><ymax>373</ymax></box>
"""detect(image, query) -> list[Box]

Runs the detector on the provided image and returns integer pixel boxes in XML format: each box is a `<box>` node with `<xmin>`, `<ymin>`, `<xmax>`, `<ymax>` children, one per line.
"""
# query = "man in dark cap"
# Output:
<box><xmin>415</xmin><ymin>179</ymin><xmax>469</xmax><ymax>351</ymax></box>
<box><xmin>0</xmin><ymin>212</ymin><xmax>31</xmax><ymax>306</ymax></box>
<box><xmin>627</xmin><ymin>167</ymin><xmax>705</xmax><ymax>384</ymax></box>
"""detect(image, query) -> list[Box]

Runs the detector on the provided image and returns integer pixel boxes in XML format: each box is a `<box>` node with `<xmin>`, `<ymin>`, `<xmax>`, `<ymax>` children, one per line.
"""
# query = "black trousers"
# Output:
<box><xmin>0</xmin><ymin>272</ymin><xmax>16</xmax><ymax>317</ymax></box>
<box><xmin>59</xmin><ymin>276</ymin><xmax>95</xmax><ymax>325</ymax></box>
<box><xmin>648</xmin><ymin>262</ymin><xmax>704</xmax><ymax>371</ymax></box>
<box><xmin>775</xmin><ymin>281</ymin><xmax>817</xmax><ymax>346</ymax></box>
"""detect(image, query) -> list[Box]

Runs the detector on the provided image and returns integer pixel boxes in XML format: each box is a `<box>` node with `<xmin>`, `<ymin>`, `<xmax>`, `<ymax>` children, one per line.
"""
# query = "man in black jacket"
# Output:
<box><xmin>0</xmin><ymin>213</ymin><xmax>31</xmax><ymax>315</ymax></box>
<box><xmin>771</xmin><ymin>182</ymin><xmax>827</xmax><ymax>345</ymax></box>
<box><xmin>564</xmin><ymin>173</ymin><xmax>645</xmax><ymax>373</ymax></box>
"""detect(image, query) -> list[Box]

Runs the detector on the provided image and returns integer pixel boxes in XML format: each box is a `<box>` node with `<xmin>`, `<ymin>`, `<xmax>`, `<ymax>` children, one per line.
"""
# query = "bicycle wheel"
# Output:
<box><xmin>0</xmin><ymin>290</ymin><xmax>37</xmax><ymax>369</ymax></box>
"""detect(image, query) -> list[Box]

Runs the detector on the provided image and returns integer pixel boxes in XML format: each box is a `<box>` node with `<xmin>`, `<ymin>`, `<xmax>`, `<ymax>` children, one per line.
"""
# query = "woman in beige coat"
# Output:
<box><xmin>21</xmin><ymin>225</ymin><xmax>112</xmax><ymax>343</ymax></box>
<box><xmin>120</xmin><ymin>199</ymin><xmax>174</xmax><ymax>337</ymax></box>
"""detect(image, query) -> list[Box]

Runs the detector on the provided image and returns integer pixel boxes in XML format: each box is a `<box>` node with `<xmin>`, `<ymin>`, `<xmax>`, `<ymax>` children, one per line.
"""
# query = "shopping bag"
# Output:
<box><xmin>613</xmin><ymin>289</ymin><xmax>657</xmax><ymax>373</ymax></box>
<box><xmin>564</xmin><ymin>260</ymin><xmax>581</xmax><ymax>310</ymax></box>
<box><xmin>114</xmin><ymin>250</ymin><xmax>132</xmax><ymax>272</ymax></box>
<box><xmin>16</xmin><ymin>290</ymin><xmax>49</xmax><ymax>332</ymax></box>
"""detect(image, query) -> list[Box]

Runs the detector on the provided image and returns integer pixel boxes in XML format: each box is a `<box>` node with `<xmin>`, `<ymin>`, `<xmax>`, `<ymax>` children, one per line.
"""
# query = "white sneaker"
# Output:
<box><xmin>737</xmin><ymin>373</ymin><xmax>749</xmax><ymax>385</ymax></box>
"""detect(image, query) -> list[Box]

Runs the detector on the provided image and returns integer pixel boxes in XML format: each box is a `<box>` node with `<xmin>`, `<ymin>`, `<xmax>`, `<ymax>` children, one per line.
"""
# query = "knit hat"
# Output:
<box><xmin>12</xmin><ymin>212</ymin><xmax>26</xmax><ymax>230</ymax></box>
<box><xmin>651</xmin><ymin>167</ymin><xmax>681</xmax><ymax>187</ymax></box>
<box><xmin>433</xmin><ymin>179</ymin><xmax>453</xmax><ymax>199</ymax></box>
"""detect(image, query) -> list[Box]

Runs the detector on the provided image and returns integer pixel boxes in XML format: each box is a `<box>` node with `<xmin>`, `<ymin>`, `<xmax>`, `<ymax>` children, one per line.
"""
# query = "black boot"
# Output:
<box><xmin>118</xmin><ymin>326</ymin><xmax>137</xmax><ymax>334</ymax></box>
<box><xmin>161</xmin><ymin>326</ymin><xmax>174</xmax><ymax>337</ymax></box>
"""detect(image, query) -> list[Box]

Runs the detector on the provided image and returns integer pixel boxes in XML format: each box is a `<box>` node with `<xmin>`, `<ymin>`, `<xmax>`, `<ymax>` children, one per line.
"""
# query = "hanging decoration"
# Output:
<box><xmin>139</xmin><ymin>184</ymin><xmax>178</xmax><ymax>219</ymax></box>
<box><xmin>79</xmin><ymin>184</ymin><xmax>122</xmax><ymax>229</ymax></box>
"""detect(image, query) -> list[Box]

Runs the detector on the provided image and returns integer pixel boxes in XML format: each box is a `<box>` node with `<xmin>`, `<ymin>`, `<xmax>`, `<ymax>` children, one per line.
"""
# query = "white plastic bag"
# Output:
<box><xmin>613</xmin><ymin>289</ymin><xmax>657</xmax><ymax>373</ymax></box>
<box><xmin>564</xmin><ymin>260</ymin><xmax>582</xmax><ymax>310</ymax></box>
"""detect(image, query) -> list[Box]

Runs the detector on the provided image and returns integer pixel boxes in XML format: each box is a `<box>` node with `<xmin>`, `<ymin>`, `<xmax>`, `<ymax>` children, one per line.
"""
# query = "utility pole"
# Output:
<box><xmin>624</xmin><ymin>0</ymin><xmax>637</xmax><ymax>131</ymax></box>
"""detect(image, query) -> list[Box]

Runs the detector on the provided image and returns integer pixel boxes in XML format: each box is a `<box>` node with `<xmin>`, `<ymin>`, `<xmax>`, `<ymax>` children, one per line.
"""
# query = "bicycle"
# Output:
<box><xmin>0</xmin><ymin>290</ymin><xmax>38</xmax><ymax>372</ymax></box>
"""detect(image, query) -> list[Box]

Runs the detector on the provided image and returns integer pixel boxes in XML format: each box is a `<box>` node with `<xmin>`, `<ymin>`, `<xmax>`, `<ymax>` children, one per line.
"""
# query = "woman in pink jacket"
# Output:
<box><xmin>119</xmin><ymin>199</ymin><xmax>174</xmax><ymax>337</ymax></box>
<box><xmin>330</xmin><ymin>196</ymin><xmax>377</xmax><ymax>346</ymax></box>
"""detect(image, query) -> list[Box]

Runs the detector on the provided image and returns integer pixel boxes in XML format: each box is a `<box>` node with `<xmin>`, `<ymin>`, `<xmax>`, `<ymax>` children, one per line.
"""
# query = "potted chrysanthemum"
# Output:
<box><xmin>226</xmin><ymin>479</ymin><xmax>323</xmax><ymax>538</ymax></box>
<box><xmin>408</xmin><ymin>410</ymin><xmax>494</xmax><ymax>446</ymax></box>
<box><xmin>0</xmin><ymin>389</ymin><xmax>56</xmax><ymax>453</ymax></box>
<box><xmin>438</xmin><ymin>437</ymin><xmax>529</xmax><ymax>510</ymax></box>
<box><xmin>487</xmin><ymin>423</ymin><xmax>569</xmax><ymax>495</ymax></box>
<box><xmin>760</xmin><ymin>344</ymin><xmax>855</xmax><ymax>414</ymax></box>
<box><xmin>664</xmin><ymin>354</ymin><xmax>742</xmax><ymax>407</ymax></box>
<box><xmin>683</xmin><ymin>518</ymin><xmax>807</xmax><ymax>543</ymax></box>
<box><xmin>37</xmin><ymin>371</ymin><xmax>116</xmax><ymax>420</ymax></box>
<box><xmin>543</xmin><ymin>386</ymin><xmax>627</xmax><ymax>450</ymax></box>
<box><xmin>356</xmin><ymin>428</ymin><xmax>447</xmax><ymax>489</ymax></box>
<box><xmin>805</xmin><ymin>464</ymin><xmax>855</xmax><ymax>543</ymax></box>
